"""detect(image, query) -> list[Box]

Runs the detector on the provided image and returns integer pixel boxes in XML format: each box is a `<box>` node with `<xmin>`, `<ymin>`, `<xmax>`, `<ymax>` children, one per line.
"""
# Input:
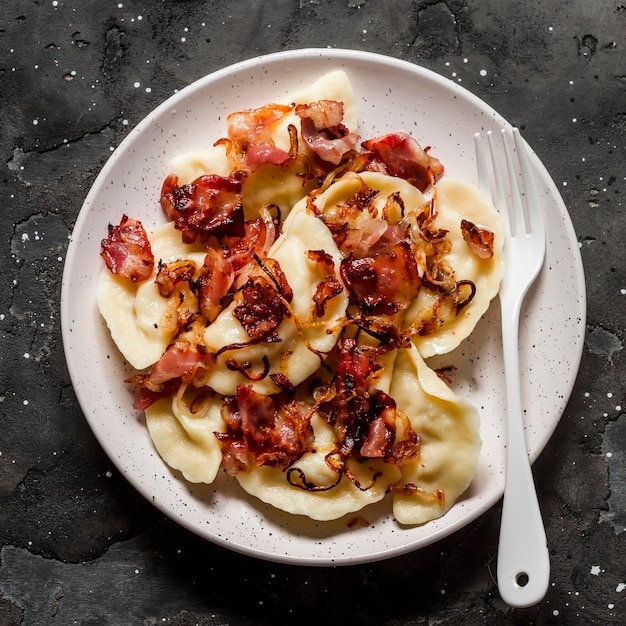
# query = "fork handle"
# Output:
<box><xmin>497</xmin><ymin>307</ymin><xmax>550</xmax><ymax>607</ymax></box>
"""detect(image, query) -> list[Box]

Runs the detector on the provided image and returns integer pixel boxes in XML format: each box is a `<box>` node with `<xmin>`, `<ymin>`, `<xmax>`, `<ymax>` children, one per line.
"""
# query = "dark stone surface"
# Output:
<box><xmin>1</xmin><ymin>1</ymin><xmax>624</xmax><ymax>624</ymax></box>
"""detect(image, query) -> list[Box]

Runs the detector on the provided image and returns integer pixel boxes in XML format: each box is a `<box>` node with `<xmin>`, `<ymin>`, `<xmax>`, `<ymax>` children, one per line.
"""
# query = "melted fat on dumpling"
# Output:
<box><xmin>97</xmin><ymin>222</ymin><xmax>207</xmax><ymax>370</ymax></box>
<box><xmin>409</xmin><ymin>177</ymin><xmax>504</xmax><ymax>357</ymax></box>
<box><xmin>236</xmin><ymin>412</ymin><xmax>402</xmax><ymax>521</ymax></box>
<box><xmin>390</xmin><ymin>344</ymin><xmax>481</xmax><ymax>525</ymax></box>
<box><xmin>201</xmin><ymin>211</ymin><xmax>349</xmax><ymax>396</ymax></box>
<box><xmin>145</xmin><ymin>389</ymin><xmax>225</xmax><ymax>484</ymax></box>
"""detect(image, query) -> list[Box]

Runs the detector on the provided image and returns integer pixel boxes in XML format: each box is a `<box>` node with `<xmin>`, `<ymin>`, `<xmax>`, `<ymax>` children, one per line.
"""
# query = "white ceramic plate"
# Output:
<box><xmin>61</xmin><ymin>49</ymin><xmax>586</xmax><ymax>565</ymax></box>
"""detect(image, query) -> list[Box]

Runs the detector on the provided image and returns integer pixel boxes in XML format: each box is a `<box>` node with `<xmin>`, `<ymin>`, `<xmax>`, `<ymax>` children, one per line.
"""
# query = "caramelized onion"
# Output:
<box><xmin>287</xmin><ymin>466</ymin><xmax>342</xmax><ymax>492</ymax></box>
<box><xmin>460</xmin><ymin>218</ymin><xmax>495</xmax><ymax>259</ymax></box>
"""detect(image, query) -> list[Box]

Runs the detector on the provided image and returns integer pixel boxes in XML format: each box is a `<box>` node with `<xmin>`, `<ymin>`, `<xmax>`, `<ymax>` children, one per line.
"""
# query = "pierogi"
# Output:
<box><xmin>288</xmin><ymin>170</ymin><xmax>504</xmax><ymax>358</ymax></box>
<box><xmin>97</xmin><ymin>70</ymin><xmax>503</xmax><ymax>527</ymax></box>
<box><xmin>201</xmin><ymin>210</ymin><xmax>349</xmax><ymax>396</ymax></box>
<box><xmin>235</xmin><ymin>344</ymin><xmax>480</xmax><ymax>522</ymax></box>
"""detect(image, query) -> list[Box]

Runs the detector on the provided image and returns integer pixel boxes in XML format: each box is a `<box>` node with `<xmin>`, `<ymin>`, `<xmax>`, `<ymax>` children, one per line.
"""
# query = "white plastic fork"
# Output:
<box><xmin>474</xmin><ymin>128</ymin><xmax>550</xmax><ymax>608</ymax></box>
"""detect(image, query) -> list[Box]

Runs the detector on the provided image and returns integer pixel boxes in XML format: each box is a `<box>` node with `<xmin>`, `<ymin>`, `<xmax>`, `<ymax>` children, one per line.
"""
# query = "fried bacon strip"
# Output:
<box><xmin>318</xmin><ymin>339</ymin><xmax>420</xmax><ymax>465</ymax></box>
<box><xmin>255</xmin><ymin>256</ymin><xmax>293</xmax><ymax>303</ymax></box>
<box><xmin>129</xmin><ymin>344</ymin><xmax>212</xmax><ymax>409</ymax></box>
<box><xmin>101</xmin><ymin>215</ymin><xmax>154</xmax><ymax>282</ymax></box>
<box><xmin>222</xmin><ymin>103</ymin><xmax>294</xmax><ymax>172</ymax></box>
<box><xmin>362</xmin><ymin>131</ymin><xmax>444</xmax><ymax>191</ymax></box>
<box><xmin>160</xmin><ymin>173</ymin><xmax>245</xmax><ymax>243</ymax></box>
<box><xmin>219</xmin><ymin>211</ymin><xmax>278</xmax><ymax>294</ymax></box>
<box><xmin>307</xmin><ymin>249</ymin><xmax>344</xmax><ymax>317</ymax></box>
<box><xmin>335</xmin><ymin>337</ymin><xmax>379</xmax><ymax>396</ymax></box>
<box><xmin>340</xmin><ymin>238</ymin><xmax>421</xmax><ymax>315</ymax></box>
<box><xmin>295</xmin><ymin>100</ymin><xmax>360</xmax><ymax>165</ymax></box>
<box><xmin>216</xmin><ymin>385</ymin><xmax>314</xmax><ymax>474</ymax></box>
<box><xmin>233</xmin><ymin>276</ymin><xmax>285</xmax><ymax>342</ymax></box>
<box><xmin>195</xmin><ymin>248</ymin><xmax>235</xmax><ymax>322</ymax></box>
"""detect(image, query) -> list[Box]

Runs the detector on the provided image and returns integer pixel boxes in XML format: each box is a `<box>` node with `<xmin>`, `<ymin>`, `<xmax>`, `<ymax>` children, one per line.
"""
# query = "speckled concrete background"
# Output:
<box><xmin>1</xmin><ymin>1</ymin><xmax>624</xmax><ymax>624</ymax></box>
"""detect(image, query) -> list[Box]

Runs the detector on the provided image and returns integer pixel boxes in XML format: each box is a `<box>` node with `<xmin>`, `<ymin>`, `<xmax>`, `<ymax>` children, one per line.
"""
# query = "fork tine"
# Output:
<box><xmin>475</xmin><ymin>128</ymin><xmax>545</xmax><ymax>243</ymax></box>
<box><xmin>513</xmin><ymin>129</ymin><xmax>546</xmax><ymax>244</ymax></box>
<box><xmin>500</xmin><ymin>129</ymin><xmax>526</xmax><ymax>238</ymax></box>
<box><xmin>474</xmin><ymin>132</ymin><xmax>490</xmax><ymax>196</ymax></box>
<box><xmin>475</xmin><ymin>131</ymin><xmax>510</xmax><ymax>234</ymax></box>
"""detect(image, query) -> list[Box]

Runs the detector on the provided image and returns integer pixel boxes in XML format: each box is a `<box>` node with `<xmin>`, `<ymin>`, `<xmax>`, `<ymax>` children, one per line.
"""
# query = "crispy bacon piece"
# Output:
<box><xmin>160</xmin><ymin>173</ymin><xmax>245</xmax><ymax>243</ymax></box>
<box><xmin>312</xmin><ymin>275</ymin><xmax>343</xmax><ymax>317</ymax></box>
<box><xmin>335</xmin><ymin>338</ymin><xmax>379</xmax><ymax>396</ymax></box>
<box><xmin>257</xmin><ymin>257</ymin><xmax>293</xmax><ymax>303</ymax></box>
<box><xmin>224</xmin><ymin>103</ymin><xmax>294</xmax><ymax>171</ymax></box>
<box><xmin>327</xmin><ymin>385</ymin><xmax>396</xmax><ymax>459</ymax></box>
<box><xmin>338</xmin><ymin>218</ymin><xmax>389</xmax><ymax>256</ymax></box>
<box><xmin>216</xmin><ymin>385</ymin><xmax>314</xmax><ymax>474</ymax></box>
<box><xmin>340</xmin><ymin>239</ymin><xmax>421</xmax><ymax>315</ymax></box>
<box><xmin>298</xmin><ymin>99</ymin><xmax>344</xmax><ymax>128</ymax></box>
<box><xmin>101</xmin><ymin>215</ymin><xmax>154</xmax><ymax>282</ymax></box>
<box><xmin>220</xmin><ymin>213</ymin><xmax>278</xmax><ymax>296</ymax></box>
<box><xmin>132</xmin><ymin>379</ymin><xmax>182</xmax><ymax>411</ymax></box>
<box><xmin>233</xmin><ymin>277</ymin><xmax>284</xmax><ymax>342</ymax></box>
<box><xmin>139</xmin><ymin>344</ymin><xmax>211</xmax><ymax>388</ymax></box>
<box><xmin>362</xmin><ymin>131</ymin><xmax>444</xmax><ymax>191</ymax></box>
<box><xmin>460</xmin><ymin>219</ymin><xmax>495</xmax><ymax>259</ymax></box>
<box><xmin>216</xmin><ymin>397</ymin><xmax>253</xmax><ymax>473</ymax></box>
<box><xmin>195</xmin><ymin>248</ymin><xmax>235</xmax><ymax>322</ymax></box>
<box><xmin>227</xmin><ymin>103</ymin><xmax>293</xmax><ymax>145</ymax></box>
<box><xmin>307</xmin><ymin>249</ymin><xmax>344</xmax><ymax>317</ymax></box>
<box><xmin>244</xmin><ymin>143</ymin><xmax>291</xmax><ymax>170</ymax></box>
<box><xmin>357</xmin><ymin>392</ymin><xmax>396</xmax><ymax>458</ymax></box>
<box><xmin>128</xmin><ymin>344</ymin><xmax>212</xmax><ymax>409</ymax></box>
<box><xmin>295</xmin><ymin>100</ymin><xmax>359</xmax><ymax>165</ymax></box>
<box><xmin>317</xmin><ymin>340</ymin><xmax>420</xmax><ymax>465</ymax></box>
<box><xmin>222</xmin><ymin>219</ymin><xmax>268</xmax><ymax>268</ymax></box>
<box><xmin>307</xmin><ymin>249</ymin><xmax>336</xmax><ymax>276</ymax></box>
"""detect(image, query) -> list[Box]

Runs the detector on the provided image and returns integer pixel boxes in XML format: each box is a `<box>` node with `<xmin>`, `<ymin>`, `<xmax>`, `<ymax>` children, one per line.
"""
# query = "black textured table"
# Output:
<box><xmin>1</xmin><ymin>1</ymin><xmax>625</xmax><ymax>624</ymax></box>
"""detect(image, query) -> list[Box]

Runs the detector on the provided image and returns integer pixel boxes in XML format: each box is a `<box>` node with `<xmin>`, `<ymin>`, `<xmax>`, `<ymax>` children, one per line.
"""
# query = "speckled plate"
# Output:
<box><xmin>61</xmin><ymin>49</ymin><xmax>586</xmax><ymax>565</ymax></box>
